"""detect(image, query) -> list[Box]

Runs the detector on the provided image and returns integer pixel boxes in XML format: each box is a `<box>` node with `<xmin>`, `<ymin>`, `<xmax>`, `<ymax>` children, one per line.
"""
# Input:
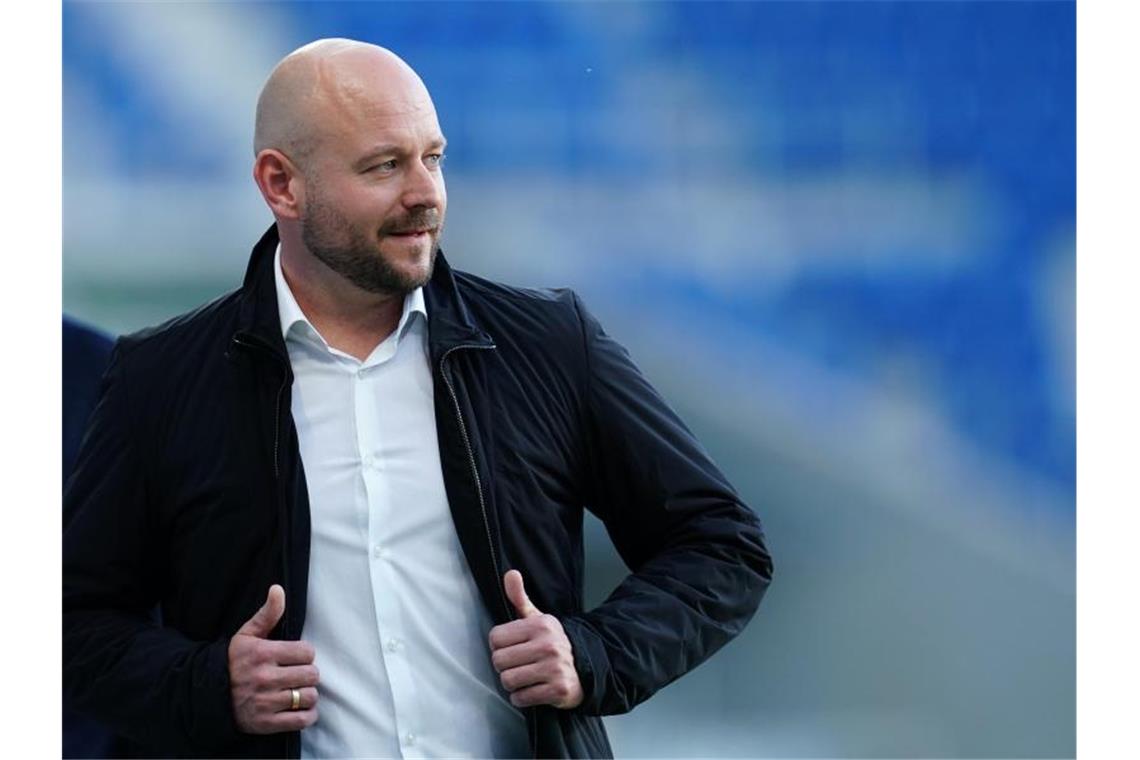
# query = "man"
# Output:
<box><xmin>63</xmin><ymin>39</ymin><xmax>773</xmax><ymax>758</ymax></box>
<box><xmin>62</xmin><ymin>316</ymin><xmax>121</xmax><ymax>759</ymax></box>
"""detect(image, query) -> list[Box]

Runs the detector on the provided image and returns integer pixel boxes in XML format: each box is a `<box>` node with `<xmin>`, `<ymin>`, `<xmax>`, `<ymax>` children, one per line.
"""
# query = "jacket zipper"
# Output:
<box><xmin>440</xmin><ymin>343</ymin><xmax>538</xmax><ymax>759</ymax></box>
<box><xmin>232</xmin><ymin>334</ymin><xmax>289</xmax><ymax>479</ymax></box>
<box><xmin>231</xmin><ymin>334</ymin><xmax>292</xmax><ymax>620</ymax></box>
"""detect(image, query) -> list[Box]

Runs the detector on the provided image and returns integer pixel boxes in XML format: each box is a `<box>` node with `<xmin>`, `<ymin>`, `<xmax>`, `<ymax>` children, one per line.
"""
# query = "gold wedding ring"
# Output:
<box><xmin>290</xmin><ymin>688</ymin><xmax>301</xmax><ymax>711</ymax></box>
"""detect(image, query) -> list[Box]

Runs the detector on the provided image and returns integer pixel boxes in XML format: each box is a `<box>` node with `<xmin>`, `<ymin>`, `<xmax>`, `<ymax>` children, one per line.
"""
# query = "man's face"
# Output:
<box><xmin>297</xmin><ymin>81</ymin><xmax>447</xmax><ymax>296</ymax></box>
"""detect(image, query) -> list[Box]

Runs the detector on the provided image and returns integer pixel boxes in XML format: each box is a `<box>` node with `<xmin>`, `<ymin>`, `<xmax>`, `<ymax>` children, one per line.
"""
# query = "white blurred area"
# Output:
<box><xmin>64</xmin><ymin>2</ymin><xmax>1075</xmax><ymax>756</ymax></box>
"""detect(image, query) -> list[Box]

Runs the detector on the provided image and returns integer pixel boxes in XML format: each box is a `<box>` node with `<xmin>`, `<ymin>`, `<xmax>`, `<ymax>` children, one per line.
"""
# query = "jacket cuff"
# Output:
<box><xmin>559</xmin><ymin>615</ymin><xmax>611</xmax><ymax>716</ymax></box>
<box><xmin>187</xmin><ymin>637</ymin><xmax>244</xmax><ymax>751</ymax></box>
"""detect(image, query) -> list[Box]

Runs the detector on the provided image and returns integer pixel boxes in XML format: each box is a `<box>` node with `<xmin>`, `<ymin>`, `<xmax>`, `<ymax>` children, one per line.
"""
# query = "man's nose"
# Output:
<box><xmin>401</xmin><ymin>159</ymin><xmax>444</xmax><ymax>210</ymax></box>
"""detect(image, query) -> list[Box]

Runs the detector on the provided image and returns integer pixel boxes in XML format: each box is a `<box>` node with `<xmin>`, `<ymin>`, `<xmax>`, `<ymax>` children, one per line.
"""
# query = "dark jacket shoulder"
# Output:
<box><xmin>450</xmin><ymin>268</ymin><xmax>587</xmax><ymax>358</ymax></box>
<box><xmin>118</xmin><ymin>289</ymin><xmax>244</xmax><ymax>365</ymax></box>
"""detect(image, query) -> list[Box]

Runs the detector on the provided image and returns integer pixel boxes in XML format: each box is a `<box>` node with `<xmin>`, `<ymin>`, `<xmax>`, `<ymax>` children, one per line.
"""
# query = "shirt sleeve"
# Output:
<box><xmin>63</xmin><ymin>339</ymin><xmax>242</xmax><ymax>754</ymax></box>
<box><xmin>558</xmin><ymin>292</ymin><xmax>774</xmax><ymax>716</ymax></box>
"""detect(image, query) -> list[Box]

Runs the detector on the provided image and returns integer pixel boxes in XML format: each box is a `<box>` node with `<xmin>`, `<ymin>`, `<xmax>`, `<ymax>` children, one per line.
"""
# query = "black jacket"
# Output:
<box><xmin>62</xmin><ymin>316</ymin><xmax>114</xmax><ymax>485</ymax></box>
<box><xmin>62</xmin><ymin>316</ymin><xmax>124</xmax><ymax>759</ymax></box>
<box><xmin>63</xmin><ymin>225</ymin><xmax>773</xmax><ymax>758</ymax></box>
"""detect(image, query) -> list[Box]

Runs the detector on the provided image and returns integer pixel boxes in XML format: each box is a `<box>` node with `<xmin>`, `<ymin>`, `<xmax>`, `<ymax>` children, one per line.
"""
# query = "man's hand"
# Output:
<box><xmin>228</xmin><ymin>585</ymin><xmax>320</xmax><ymax>734</ymax></box>
<box><xmin>489</xmin><ymin>570</ymin><xmax>583</xmax><ymax>710</ymax></box>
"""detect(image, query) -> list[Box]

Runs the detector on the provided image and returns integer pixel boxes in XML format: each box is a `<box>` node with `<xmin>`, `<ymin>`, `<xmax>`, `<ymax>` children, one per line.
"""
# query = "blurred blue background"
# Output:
<box><xmin>63</xmin><ymin>1</ymin><xmax>1075</xmax><ymax>757</ymax></box>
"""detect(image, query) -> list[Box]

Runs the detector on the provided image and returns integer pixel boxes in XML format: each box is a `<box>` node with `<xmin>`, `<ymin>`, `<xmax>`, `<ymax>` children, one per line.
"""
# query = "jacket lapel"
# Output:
<box><xmin>422</xmin><ymin>252</ymin><xmax>513</xmax><ymax>625</ymax></box>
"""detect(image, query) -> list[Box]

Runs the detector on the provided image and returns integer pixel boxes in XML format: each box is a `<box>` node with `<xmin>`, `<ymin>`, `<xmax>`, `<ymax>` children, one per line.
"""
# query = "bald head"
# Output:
<box><xmin>251</xmin><ymin>38</ymin><xmax>448</xmax><ymax>301</ymax></box>
<box><xmin>254</xmin><ymin>38</ymin><xmax>435</xmax><ymax>172</ymax></box>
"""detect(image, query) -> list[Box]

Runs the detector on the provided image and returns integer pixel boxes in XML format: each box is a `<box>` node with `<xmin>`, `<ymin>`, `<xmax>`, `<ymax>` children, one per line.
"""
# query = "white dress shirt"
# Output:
<box><xmin>274</xmin><ymin>248</ymin><xmax>529</xmax><ymax>759</ymax></box>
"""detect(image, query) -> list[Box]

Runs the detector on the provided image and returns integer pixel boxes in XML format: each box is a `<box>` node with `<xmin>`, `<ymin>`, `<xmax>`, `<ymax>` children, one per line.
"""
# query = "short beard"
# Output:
<box><xmin>300</xmin><ymin>181</ymin><xmax>441</xmax><ymax>296</ymax></box>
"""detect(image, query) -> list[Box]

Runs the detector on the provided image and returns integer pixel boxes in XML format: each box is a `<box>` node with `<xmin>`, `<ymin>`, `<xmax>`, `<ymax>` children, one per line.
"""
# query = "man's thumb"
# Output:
<box><xmin>503</xmin><ymin>570</ymin><xmax>541</xmax><ymax>618</ymax></box>
<box><xmin>237</xmin><ymin>584</ymin><xmax>286</xmax><ymax>637</ymax></box>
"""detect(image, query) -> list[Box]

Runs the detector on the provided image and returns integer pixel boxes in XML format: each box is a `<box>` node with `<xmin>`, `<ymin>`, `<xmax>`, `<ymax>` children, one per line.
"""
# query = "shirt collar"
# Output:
<box><xmin>274</xmin><ymin>245</ymin><xmax>309</xmax><ymax>341</ymax></box>
<box><xmin>273</xmin><ymin>244</ymin><xmax>428</xmax><ymax>347</ymax></box>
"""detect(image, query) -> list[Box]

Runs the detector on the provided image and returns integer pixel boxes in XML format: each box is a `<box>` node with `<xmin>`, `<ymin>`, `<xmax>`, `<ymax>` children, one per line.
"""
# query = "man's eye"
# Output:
<box><xmin>425</xmin><ymin>153</ymin><xmax>445</xmax><ymax>167</ymax></box>
<box><xmin>369</xmin><ymin>159</ymin><xmax>397</xmax><ymax>172</ymax></box>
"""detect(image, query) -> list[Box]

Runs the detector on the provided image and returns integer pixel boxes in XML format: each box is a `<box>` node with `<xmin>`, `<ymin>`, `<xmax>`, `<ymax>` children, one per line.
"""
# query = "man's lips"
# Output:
<box><xmin>387</xmin><ymin>228</ymin><xmax>433</xmax><ymax>237</ymax></box>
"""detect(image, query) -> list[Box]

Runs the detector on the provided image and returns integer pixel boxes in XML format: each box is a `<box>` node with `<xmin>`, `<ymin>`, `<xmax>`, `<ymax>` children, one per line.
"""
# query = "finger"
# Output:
<box><xmin>263</xmin><ymin>707</ymin><xmax>319</xmax><ymax>733</ymax></box>
<box><xmin>509</xmin><ymin>682</ymin><xmax>562</xmax><ymax>709</ymax></box>
<box><xmin>499</xmin><ymin>662</ymin><xmax>548</xmax><ymax>693</ymax></box>
<box><xmin>276</xmin><ymin>686</ymin><xmax>319</xmax><ymax>713</ymax></box>
<box><xmin>503</xmin><ymin>570</ymin><xmax>541</xmax><ymax>619</ymax></box>
<box><xmin>263</xmin><ymin>639</ymin><xmax>317</xmax><ymax>666</ymax></box>
<box><xmin>490</xmin><ymin>639</ymin><xmax>550</xmax><ymax>672</ymax></box>
<box><xmin>488</xmin><ymin>619</ymin><xmax>535</xmax><ymax>650</ymax></box>
<box><xmin>237</xmin><ymin>585</ymin><xmax>286</xmax><ymax>638</ymax></box>
<box><xmin>263</xmin><ymin>664</ymin><xmax>321</xmax><ymax>690</ymax></box>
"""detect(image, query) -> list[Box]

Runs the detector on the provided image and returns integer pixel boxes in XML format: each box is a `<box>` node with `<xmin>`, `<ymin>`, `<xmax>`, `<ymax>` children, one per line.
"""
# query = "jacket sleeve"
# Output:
<box><xmin>558</xmin><ymin>292</ymin><xmax>774</xmax><ymax>716</ymax></box>
<box><xmin>63</xmin><ymin>340</ymin><xmax>242</xmax><ymax>755</ymax></box>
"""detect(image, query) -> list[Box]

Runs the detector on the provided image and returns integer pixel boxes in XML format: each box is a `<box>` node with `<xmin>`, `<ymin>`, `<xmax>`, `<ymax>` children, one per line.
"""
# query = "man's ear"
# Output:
<box><xmin>253</xmin><ymin>149</ymin><xmax>304</xmax><ymax>220</ymax></box>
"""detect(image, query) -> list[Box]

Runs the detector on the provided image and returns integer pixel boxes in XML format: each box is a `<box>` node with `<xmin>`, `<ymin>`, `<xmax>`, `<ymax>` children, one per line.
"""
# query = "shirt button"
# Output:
<box><xmin>386</xmin><ymin>638</ymin><xmax>401</xmax><ymax>653</ymax></box>
<box><xmin>362</xmin><ymin>454</ymin><xmax>374</xmax><ymax>468</ymax></box>
<box><xmin>404</xmin><ymin>732</ymin><xmax>416</xmax><ymax>746</ymax></box>
<box><xmin>372</xmin><ymin>545</ymin><xmax>384</xmax><ymax>559</ymax></box>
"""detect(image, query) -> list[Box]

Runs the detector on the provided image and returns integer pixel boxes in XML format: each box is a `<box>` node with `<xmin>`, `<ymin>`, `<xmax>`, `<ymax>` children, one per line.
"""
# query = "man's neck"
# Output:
<box><xmin>279</xmin><ymin>242</ymin><xmax>405</xmax><ymax>362</ymax></box>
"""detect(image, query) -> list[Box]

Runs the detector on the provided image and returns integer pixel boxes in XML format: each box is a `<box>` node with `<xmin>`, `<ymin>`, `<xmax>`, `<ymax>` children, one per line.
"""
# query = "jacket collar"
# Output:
<box><xmin>236</xmin><ymin>224</ymin><xmax>494</xmax><ymax>362</ymax></box>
